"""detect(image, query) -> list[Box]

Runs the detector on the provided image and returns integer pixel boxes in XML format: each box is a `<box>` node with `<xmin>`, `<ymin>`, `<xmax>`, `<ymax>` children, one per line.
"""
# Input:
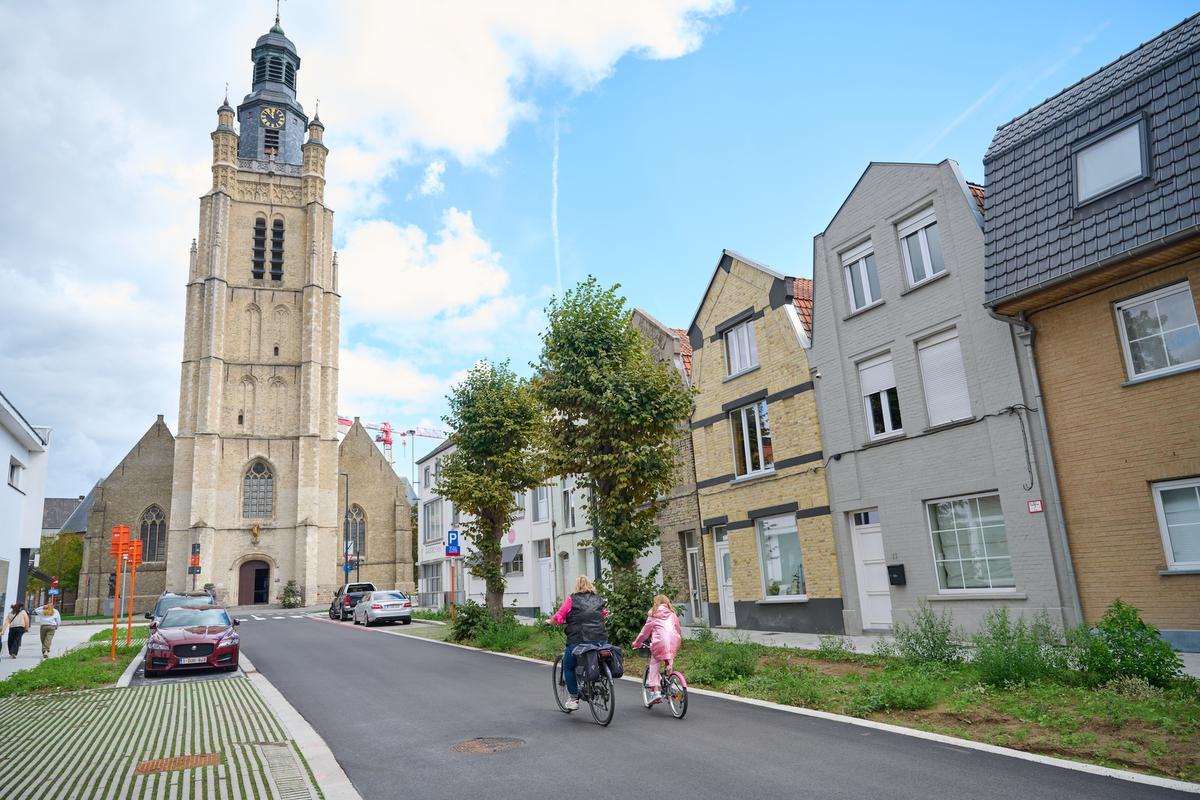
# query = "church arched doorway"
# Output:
<box><xmin>238</xmin><ymin>560</ymin><xmax>271</xmax><ymax>605</ymax></box>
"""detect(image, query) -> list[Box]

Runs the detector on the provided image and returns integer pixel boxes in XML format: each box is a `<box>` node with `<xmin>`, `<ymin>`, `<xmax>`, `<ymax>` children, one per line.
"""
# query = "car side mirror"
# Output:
<box><xmin>144</xmin><ymin>612</ymin><xmax>153</xmax><ymax>620</ymax></box>
<box><xmin>233</xmin><ymin>619</ymin><xmax>241</xmax><ymax>626</ymax></box>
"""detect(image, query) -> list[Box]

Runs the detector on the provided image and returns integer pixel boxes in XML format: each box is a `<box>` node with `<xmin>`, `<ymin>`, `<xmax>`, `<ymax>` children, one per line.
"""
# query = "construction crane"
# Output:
<box><xmin>336</xmin><ymin>417</ymin><xmax>451</xmax><ymax>466</ymax></box>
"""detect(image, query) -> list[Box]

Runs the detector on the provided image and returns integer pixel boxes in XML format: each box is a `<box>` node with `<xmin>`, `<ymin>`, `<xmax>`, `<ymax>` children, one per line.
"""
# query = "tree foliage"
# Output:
<box><xmin>438</xmin><ymin>361</ymin><xmax>546</xmax><ymax>615</ymax></box>
<box><xmin>29</xmin><ymin>533</ymin><xmax>83</xmax><ymax>594</ymax></box>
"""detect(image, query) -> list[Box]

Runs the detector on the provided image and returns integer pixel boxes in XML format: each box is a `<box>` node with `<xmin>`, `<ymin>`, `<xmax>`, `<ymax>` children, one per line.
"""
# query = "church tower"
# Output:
<box><xmin>167</xmin><ymin>17</ymin><xmax>339</xmax><ymax>605</ymax></box>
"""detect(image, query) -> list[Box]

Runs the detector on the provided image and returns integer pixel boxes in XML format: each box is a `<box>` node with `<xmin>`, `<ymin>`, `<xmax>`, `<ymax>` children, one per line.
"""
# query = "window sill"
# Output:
<box><xmin>756</xmin><ymin>595</ymin><xmax>808</xmax><ymax>604</ymax></box>
<box><xmin>861</xmin><ymin>432</ymin><xmax>905</xmax><ymax>449</ymax></box>
<box><xmin>900</xmin><ymin>270</ymin><xmax>950</xmax><ymax>296</ymax></box>
<box><xmin>921</xmin><ymin>416</ymin><xmax>977</xmax><ymax>434</ymax></box>
<box><xmin>722</xmin><ymin>364</ymin><xmax>761</xmax><ymax>383</ymax></box>
<box><xmin>1159</xmin><ymin>568</ymin><xmax>1200</xmax><ymax>576</ymax></box>
<box><xmin>925</xmin><ymin>592</ymin><xmax>1027</xmax><ymax>602</ymax></box>
<box><xmin>843</xmin><ymin>300</ymin><xmax>884</xmax><ymax>321</ymax></box>
<box><xmin>1120</xmin><ymin>361</ymin><xmax>1200</xmax><ymax>387</ymax></box>
<box><xmin>731</xmin><ymin>469</ymin><xmax>777</xmax><ymax>485</ymax></box>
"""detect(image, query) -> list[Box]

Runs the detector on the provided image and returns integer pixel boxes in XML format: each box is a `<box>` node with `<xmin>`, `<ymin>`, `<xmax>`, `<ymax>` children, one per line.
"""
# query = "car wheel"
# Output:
<box><xmin>339</xmin><ymin>608</ymin><xmax>348</xmax><ymax>621</ymax></box>
<box><xmin>401</xmin><ymin>619</ymin><xmax>412</xmax><ymax>625</ymax></box>
<box><xmin>364</xmin><ymin>617</ymin><xmax>374</xmax><ymax>627</ymax></box>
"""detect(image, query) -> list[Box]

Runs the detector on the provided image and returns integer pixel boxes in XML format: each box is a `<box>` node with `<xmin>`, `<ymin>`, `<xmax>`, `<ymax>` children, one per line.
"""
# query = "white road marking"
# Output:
<box><xmin>251</xmin><ymin>615</ymin><xmax>266</xmax><ymax>620</ymax></box>
<box><xmin>272</xmin><ymin>616</ymin><xmax>286</xmax><ymax>619</ymax></box>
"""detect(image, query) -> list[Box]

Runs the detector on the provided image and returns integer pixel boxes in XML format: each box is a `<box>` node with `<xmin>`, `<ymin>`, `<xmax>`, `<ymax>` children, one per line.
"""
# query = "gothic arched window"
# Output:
<box><xmin>242</xmin><ymin>461</ymin><xmax>273</xmax><ymax>518</ymax></box>
<box><xmin>252</xmin><ymin>218</ymin><xmax>267</xmax><ymax>279</ymax></box>
<box><xmin>270</xmin><ymin>219</ymin><xmax>284</xmax><ymax>281</ymax></box>
<box><xmin>140</xmin><ymin>505</ymin><xmax>167</xmax><ymax>562</ymax></box>
<box><xmin>345</xmin><ymin>504</ymin><xmax>366</xmax><ymax>559</ymax></box>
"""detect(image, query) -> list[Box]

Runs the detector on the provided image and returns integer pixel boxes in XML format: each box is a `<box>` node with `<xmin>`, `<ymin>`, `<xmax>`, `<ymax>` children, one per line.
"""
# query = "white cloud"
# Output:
<box><xmin>418</xmin><ymin>160</ymin><xmax>446</xmax><ymax>196</ymax></box>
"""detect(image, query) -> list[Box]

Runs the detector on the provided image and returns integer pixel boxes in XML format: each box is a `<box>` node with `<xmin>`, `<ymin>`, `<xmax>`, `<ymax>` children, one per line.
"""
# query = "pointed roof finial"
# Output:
<box><xmin>314</xmin><ymin>98</ymin><xmax>320</xmax><ymax>119</ymax></box>
<box><xmin>271</xmin><ymin>0</ymin><xmax>285</xmax><ymax>33</ymax></box>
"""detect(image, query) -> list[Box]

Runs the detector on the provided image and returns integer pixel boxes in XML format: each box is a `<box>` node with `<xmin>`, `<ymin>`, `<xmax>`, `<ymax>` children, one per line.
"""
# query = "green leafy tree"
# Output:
<box><xmin>28</xmin><ymin>533</ymin><xmax>84</xmax><ymax>595</ymax></box>
<box><xmin>534</xmin><ymin>277</ymin><xmax>694</xmax><ymax>643</ymax></box>
<box><xmin>437</xmin><ymin>361</ymin><xmax>546</xmax><ymax>615</ymax></box>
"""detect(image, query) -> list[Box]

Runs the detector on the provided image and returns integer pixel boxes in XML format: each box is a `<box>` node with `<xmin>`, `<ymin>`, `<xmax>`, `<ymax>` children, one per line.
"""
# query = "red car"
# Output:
<box><xmin>145</xmin><ymin>605</ymin><xmax>241</xmax><ymax>677</ymax></box>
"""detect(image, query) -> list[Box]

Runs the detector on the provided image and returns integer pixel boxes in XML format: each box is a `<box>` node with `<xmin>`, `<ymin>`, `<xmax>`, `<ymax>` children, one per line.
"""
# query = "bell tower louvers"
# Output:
<box><xmin>167</xmin><ymin>18</ymin><xmax>340</xmax><ymax>606</ymax></box>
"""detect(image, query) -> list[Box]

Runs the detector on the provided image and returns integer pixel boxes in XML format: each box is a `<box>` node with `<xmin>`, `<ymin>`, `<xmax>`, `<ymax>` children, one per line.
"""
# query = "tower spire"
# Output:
<box><xmin>272</xmin><ymin>0</ymin><xmax>284</xmax><ymax>34</ymax></box>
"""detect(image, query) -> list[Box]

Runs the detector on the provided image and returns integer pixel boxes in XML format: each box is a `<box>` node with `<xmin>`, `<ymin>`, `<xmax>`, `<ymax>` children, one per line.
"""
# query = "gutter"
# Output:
<box><xmin>986</xmin><ymin>307</ymin><xmax>1084</xmax><ymax>627</ymax></box>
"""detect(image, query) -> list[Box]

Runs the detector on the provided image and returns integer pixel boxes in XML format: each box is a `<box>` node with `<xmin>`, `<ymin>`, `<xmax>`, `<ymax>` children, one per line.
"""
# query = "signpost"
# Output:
<box><xmin>125</xmin><ymin>539</ymin><xmax>143</xmax><ymax>647</ymax></box>
<box><xmin>108</xmin><ymin>526</ymin><xmax>131</xmax><ymax>660</ymax></box>
<box><xmin>189</xmin><ymin>543</ymin><xmax>201</xmax><ymax>587</ymax></box>
<box><xmin>445</xmin><ymin>530</ymin><xmax>461</xmax><ymax>619</ymax></box>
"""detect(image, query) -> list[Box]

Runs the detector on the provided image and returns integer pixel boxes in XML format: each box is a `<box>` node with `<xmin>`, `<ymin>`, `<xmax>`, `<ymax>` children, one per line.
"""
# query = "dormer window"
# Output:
<box><xmin>1074</xmin><ymin>119</ymin><xmax>1148</xmax><ymax>204</ymax></box>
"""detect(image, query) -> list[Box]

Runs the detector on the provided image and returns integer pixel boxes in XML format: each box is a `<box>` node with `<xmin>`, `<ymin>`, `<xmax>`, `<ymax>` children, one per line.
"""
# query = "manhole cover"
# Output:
<box><xmin>451</xmin><ymin>737</ymin><xmax>525</xmax><ymax>754</ymax></box>
<box><xmin>135</xmin><ymin>754</ymin><xmax>221</xmax><ymax>774</ymax></box>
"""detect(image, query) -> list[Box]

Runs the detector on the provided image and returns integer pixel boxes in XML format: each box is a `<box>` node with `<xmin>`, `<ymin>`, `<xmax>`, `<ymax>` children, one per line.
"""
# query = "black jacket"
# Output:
<box><xmin>565</xmin><ymin>592</ymin><xmax>607</xmax><ymax>645</ymax></box>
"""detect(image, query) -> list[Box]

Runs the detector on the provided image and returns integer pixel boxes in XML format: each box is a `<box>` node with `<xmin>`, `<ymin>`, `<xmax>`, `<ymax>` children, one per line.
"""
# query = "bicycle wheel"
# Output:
<box><xmin>588</xmin><ymin>667</ymin><xmax>616</xmax><ymax>727</ymax></box>
<box><xmin>552</xmin><ymin>656</ymin><xmax>572</xmax><ymax>713</ymax></box>
<box><xmin>666</xmin><ymin>674</ymin><xmax>688</xmax><ymax>719</ymax></box>
<box><xmin>641</xmin><ymin>666</ymin><xmax>656</xmax><ymax>708</ymax></box>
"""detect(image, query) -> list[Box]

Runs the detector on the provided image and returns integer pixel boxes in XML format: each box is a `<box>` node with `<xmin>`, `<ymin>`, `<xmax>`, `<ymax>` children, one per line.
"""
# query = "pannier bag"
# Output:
<box><xmin>573</xmin><ymin>644</ymin><xmax>602</xmax><ymax>682</ymax></box>
<box><xmin>603</xmin><ymin>645</ymin><xmax>625</xmax><ymax>679</ymax></box>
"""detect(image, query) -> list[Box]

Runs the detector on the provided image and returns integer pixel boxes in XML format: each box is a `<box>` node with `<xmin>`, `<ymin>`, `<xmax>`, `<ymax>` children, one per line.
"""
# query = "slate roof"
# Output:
<box><xmin>792</xmin><ymin>278</ymin><xmax>814</xmax><ymax>336</ymax></box>
<box><xmin>42</xmin><ymin>497</ymin><xmax>82</xmax><ymax>531</ymax></box>
<box><xmin>58</xmin><ymin>484</ymin><xmax>98</xmax><ymax>535</ymax></box>
<box><xmin>983</xmin><ymin>14</ymin><xmax>1200</xmax><ymax>304</ymax></box>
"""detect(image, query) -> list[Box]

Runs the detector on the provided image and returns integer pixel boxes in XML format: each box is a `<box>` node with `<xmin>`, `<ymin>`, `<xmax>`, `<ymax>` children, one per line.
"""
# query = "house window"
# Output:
<box><xmin>533</xmin><ymin>486</ymin><xmax>549</xmax><ymax>522</ymax></box>
<box><xmin>926</xmin><ymin>493</ymin><xmax>1014</xmax><ymax>591</ymax></box>
<box><xmin>422</xmin><ymin>500</ymin><xmax>442</xmax><ymax>544</ymax></box>
<box><xmin>898</xmin><ymin>209</ymin><xmax>945</xmax><ymax>287</ymax></box>
<box><xmin>917</xmin><ymin>330</ymin><xmax>971</xmax><ymax>426</ymax></box>
<box><xmin>723</xmin><ymin>320</ymin><xmax>758</xmax><ymax>376</ymax></box>
<box><xmin>241</xmin><ymin>461</ymin><xmax>273</xmax><ymax>518</ymax></box>
<box><xmin>7</xmin><ymin>457</ymin><xmax>22</xmax><ymax>490</ymax></box>
<box><xmin>1115</xmin><ymin>282</ymin><xmax>1200</xmax><ymax>379</ymax></box>
<box><xmin>513</xmin><ymin>491</ymin><xmax>526</xmax><ymax>519</ymax></box>
<box><xmin>344</xmin><ymin>505</ymin><xmax>366</xmax><ymax>559</ymax></box>
<box><xmin>841</xmin><ymin>241</ymin><xmax>881</xmax><ymax>312</ymax></box>
<box><xmin>757</xmin><ymin>514</ymin><xmax>805</xmax><ymax>599</ymax></box>
<box><xmin>729</xmin><ymin>399</ymin><xmax>773</xmax><ymax>477</ymax></box>
<box><xmin>561</xmin><ymin>488</ymin><xmax>576</xmax><ymax>528</ymax></box>
<box><xmin>1152</xmin><ymin>478</ymin><xmax>1200</xmax><ymax>570</ymax></box>
<box><xmin>858</xmin><ymin>354</ymin><xmax>902</xmax><ymax>439</ymax></box>
<box><xmin>535</xmin><ymin>539</ymin><xmax>552</xmax><ymax>559</ymax></box>
<box><xmin>1075</xmin><ymin>119</ymin><xmax>1147</xmax><ymax>204</ymax></box>
<box><xmin>420</xmin><ymin>562</ymin><xmax>441</xmax><ymax>599</ymax></box>
<box><xmin>140</xmin><ymin>506</ymin><xmax>167</xmax><ymax>562</ymax></box>
<box><xmin>502</xmin><ymin>548</ymin><xmax>525</xmax><ymax>576</ymax></box>
<box><xmin>251</xmin><ymin>218</ymin><xmax>266</xmax><ymax>279</ymax></box>
<box><xmin>270</xmin><ymin>219</ymin><xmax>284</xmax><ymax>280</ymax></box>
<box><xmin>423</xmin><ymin>465</ymin><xmax>431</xmax><ymax>490</ymax></box>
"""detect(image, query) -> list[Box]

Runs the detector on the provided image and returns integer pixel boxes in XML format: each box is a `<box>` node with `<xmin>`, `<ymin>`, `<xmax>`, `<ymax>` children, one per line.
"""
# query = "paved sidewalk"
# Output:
<box><xmin>0</xmin><ymin>623</ymin><xmax>107</xmax><ymax>681</ymax></box>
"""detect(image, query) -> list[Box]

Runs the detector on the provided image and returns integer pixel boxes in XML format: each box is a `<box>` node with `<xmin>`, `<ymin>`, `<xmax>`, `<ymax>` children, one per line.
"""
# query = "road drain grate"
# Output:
<box><xmin>451</xmin><ymin>737</ymin><xmax>525</xmax><ymax>754</ymax></box>
<box><xmin>135</xmin><ymin>754</ymin><xmax>221</xmax><ymax>774</ymax></box>
<box><xmin>258</xmin><ymin>743</ymin><xmax>319</xmax><ymax>800</ymax></box>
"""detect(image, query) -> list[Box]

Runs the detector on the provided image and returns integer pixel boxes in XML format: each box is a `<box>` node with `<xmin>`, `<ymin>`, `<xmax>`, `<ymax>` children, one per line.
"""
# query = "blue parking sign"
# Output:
<box><xmin>445</xmin><ymin>529</ymin><xmax>461</xmax><ymax>557</ymax></box>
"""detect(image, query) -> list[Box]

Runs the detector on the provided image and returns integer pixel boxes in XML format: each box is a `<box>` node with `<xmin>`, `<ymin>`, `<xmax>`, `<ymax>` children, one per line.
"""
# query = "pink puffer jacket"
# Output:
<box><xmin>632</xmin><ymin>604</ymin><xmax>682</xmax><ymax>660</ymax></box>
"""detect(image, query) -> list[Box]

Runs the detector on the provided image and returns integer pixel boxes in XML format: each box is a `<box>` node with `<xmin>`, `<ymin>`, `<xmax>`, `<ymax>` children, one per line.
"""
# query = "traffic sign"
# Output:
<box><xmin>342</xmin><ymin>562</ymin><xmax>353</xmax><ymax>573</ymax></box>
<box><xmin>447</xmin><ymin>530</ymin><xmax>460</xmax><ymax>547</ymax></box>
<box><xmin>48</xmin><ymin>588</ymin><xmax>60</xmax><ymax>596</ymax></box>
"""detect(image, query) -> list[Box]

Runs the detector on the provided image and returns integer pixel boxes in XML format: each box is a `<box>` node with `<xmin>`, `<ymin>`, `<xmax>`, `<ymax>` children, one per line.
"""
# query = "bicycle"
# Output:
<box><xmin>637</xmin><ymin>644</ymin><xmax>688</xmax><ymax>719</ymax></box>
<box><xmin>552</xmin><ymin>643</ymin><xmax>617</xmax><ymax>726</ymax></box>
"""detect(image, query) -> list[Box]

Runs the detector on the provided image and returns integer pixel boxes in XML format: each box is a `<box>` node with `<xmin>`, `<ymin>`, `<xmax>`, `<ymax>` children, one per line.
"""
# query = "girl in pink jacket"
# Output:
<box><xmin>631</xmin><ymin>594</ymin><xmax>682</xmax><ymax>702</ymax></box>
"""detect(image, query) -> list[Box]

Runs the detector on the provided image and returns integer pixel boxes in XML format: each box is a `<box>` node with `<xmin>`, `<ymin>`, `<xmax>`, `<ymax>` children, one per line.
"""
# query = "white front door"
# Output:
<box><xmin>714</xmin><ymin>537</ymin><xmax>736</xmax><ymax>627</ymax></box>
<box><xmin>851</xmin><ymin>510</ymin><xmax>893</xmax><ymax>630</ymax></box>
<box><xmin>686</xmin><ymin>547</ymin><xmax>703</xmax><ymax>622</ymax></box>
<box><xmin>538</xmin><ymin>557</ymin><xmax>553</xmax><ymax>613</ymax></box>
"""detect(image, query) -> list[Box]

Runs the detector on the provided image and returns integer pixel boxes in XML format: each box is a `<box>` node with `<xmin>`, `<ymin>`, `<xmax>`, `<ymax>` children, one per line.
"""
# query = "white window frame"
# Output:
<box><xmin>422</xmin><ymin>500</ymin><xmax>442</xmax><ymax>544</ymax></box>
<box><xmin>858</xmin><ymin>353</ymin><xmax>902</xmax><ymax>440</ymax></box>
<box><xmin>532</xmin><ymin>485</ymin><xmax>549</xmax><ymax>523</ymax></box>
<box><xmin>841</xmin><ymin>240</ymin><xmax>881</xmax><ymax>313</ymax></box>
<box><xmin>897</xmin><ymin>208</ymin><xmax>945</xmax><ymax>288</ymax></box>
<box><xmin>729</xmin><ymin>399</ymin><xmax>773</xmax><ymax>478</ymax></box>
<box><xmin>8</xmin><ymin>457</ymin><xmax>23</xmax><ymax>490</ymax></box>
<box><xmin>925</xmin><ymin>492</ymin><xmax>1016</xmax><ymax>593</ymax></box>
<box><xmin>916</xmin><ymin>328</ymin><xmax>972</xmax><ymax>426</ymax></box>
<box><xmin>1114</xmin><ymin>282</ymin><xmax>1200</xmax><ymax>381</ymax></box>
<box><xmin>723</xmin><ymin>319</ymin><xmax>759</xmax><ymax>376</ymax></box>
<box><xmin>755</xmin><ymin>513</ymin><xmax>806</xmax><ymax>601</ymax></box>
<box><xmin>513</xmin><ymin>491</ymin><xmax>526</xmax><ymax>519</ymax></box>
<box><xmin>1152</xmin><ymin>478</ymin><xmax>1200</xmax><ymax>571</ymax></box>
<box><xmin>1074</xmin><ymin>118</ymin><xmax>1148</xmax><ymax>205</ymax></box>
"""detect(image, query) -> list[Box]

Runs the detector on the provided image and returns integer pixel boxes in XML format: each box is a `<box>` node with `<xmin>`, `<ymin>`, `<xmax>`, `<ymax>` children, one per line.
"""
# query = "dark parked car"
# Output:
<box><xmin>146</xmin><ymin>591</ymin><xmax>216</xmax><ymax>628</ymax></box>
<box><xmin>328</xmin><ymin>582</ymin><xmax>377</xmax><ymax>621</ymax></box>
<box><xmin>144</xmin><ymin>606</ymin><xmax>240</xmax><ymax>677</ymax></box>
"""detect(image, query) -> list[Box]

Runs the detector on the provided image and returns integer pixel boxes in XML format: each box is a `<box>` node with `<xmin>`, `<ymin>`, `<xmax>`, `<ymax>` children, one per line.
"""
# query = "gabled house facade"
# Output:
<box><xmin>983</xmin><ymin>15</ymin><xmax>1200</xmax><ymax>650</ymax></box>
<box><xmin>687</xmin><ymin>251</ymin><xmax>841</xmax><ymax>632</ymax></box>
<box><xmin>811</xmin><ymin>160</ymin><xmax>1079</xmax><ymax>636</ymax></box>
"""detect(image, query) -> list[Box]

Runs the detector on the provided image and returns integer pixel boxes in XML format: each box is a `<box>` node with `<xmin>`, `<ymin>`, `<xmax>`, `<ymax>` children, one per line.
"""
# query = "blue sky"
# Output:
<box><xmin>2</xmin><ymin>1</ymin><xmax>1196</xmax><ymax>494</ymax></box>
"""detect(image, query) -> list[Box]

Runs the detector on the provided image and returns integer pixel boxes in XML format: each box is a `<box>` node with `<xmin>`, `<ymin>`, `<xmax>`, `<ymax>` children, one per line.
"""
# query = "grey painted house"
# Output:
<box><xmin>809</xmin><ymin>160</ymin><xmax>1080</xmax><ymax>636</ymax></box>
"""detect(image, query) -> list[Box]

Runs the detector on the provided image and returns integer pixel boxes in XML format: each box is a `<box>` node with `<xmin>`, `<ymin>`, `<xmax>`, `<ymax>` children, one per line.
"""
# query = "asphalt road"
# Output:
<box><xmin>239</xmin><ymin>616</ymin><xmax>1190</xmax><ymax>800</ymax></box>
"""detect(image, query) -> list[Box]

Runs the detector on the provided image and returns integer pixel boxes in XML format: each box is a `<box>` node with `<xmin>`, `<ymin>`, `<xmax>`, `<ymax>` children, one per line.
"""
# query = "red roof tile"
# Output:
<box><xmin>967</xmin><ymin>182</ymin><xmax>986</xmax><ymax>217</ymax></box>
<box><xmin>669</xmin><ymin>328</ymin><xmax>693</xmax><ymax>378</ymax></box>
<box><xmin>792</xmin><ymin>278</ymin><xmax>813</xmax><ymax>337</ymax></box>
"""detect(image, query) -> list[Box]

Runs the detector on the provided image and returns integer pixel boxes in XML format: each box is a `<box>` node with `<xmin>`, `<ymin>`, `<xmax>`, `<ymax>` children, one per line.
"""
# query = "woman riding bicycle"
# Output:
<box><xmin>547</xmin><ymin>575</ymin><xmax>609</xmax><ymax>710</ymax></box>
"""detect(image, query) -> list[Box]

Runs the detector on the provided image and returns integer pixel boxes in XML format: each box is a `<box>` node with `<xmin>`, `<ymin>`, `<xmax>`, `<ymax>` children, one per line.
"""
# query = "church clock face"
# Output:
<box><xmin>259</xmin><ymin>107</ymin><xmax>285</xmax><ymax>129</ymax></box>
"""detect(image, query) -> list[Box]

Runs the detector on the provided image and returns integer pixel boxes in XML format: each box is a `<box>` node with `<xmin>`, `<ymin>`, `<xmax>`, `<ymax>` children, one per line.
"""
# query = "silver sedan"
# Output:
<box><xmin>352</xmin><ymin>591</ymin><xmax>413</xmax><ymax>626</ymax></box>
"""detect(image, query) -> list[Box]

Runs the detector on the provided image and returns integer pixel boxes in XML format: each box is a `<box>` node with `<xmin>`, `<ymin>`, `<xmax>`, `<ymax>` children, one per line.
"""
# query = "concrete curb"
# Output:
<box><xmin>357</xmin><ymin>620</ymin><xmax>1200</xmax><ymax>796</ymax></box>
<box><xmin>240</xmin><ymin>651</ymin><xmax>363</xmax><ymax>800</ymax></box>
<box><xmin>115</xmin><ymin>646</ymin><xmax>145</xmax><ymax>688</ymax></box>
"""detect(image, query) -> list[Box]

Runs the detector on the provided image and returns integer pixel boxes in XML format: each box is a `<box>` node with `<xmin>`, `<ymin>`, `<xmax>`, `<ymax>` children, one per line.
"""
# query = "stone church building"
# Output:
<box><xmin>77</xmin><ymin>21</ymin><xmax>413</xmax><ymax>613</ymax></box>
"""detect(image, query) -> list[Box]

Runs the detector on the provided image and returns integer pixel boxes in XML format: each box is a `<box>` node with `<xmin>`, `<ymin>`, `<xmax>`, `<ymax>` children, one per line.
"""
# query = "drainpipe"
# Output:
<box><xmin>987</xmin><ymin>307</ymin><xmax>1084</xmax><ymax>627</ymax></box>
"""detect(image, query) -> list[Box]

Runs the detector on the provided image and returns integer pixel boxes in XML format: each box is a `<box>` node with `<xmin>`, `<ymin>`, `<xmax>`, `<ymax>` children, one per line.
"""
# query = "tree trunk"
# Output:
<box><xmin>484</xmin><ymin>520</ymin><xmax>505</xmax><ymax>616</ymax></box>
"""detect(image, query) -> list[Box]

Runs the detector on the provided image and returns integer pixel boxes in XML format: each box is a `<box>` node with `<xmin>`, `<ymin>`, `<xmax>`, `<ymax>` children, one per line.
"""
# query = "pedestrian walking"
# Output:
<box><xmin>38</xmin><ymin>601</ymin><xmax>61</xmax><ymax>658</ymax></box>
<box><xmin>1</xmin><ymin>603</ymin><xmax>31</xmax><ymax>659</ymax></box>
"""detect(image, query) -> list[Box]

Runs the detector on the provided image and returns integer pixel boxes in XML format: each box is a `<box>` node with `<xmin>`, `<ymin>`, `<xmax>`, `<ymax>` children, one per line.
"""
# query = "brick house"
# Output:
<box><xmin>983</xmin><ymin>15</ymin><xmax>1200</xmax><ymax>650</ymax></box>
<box><xmin>686</xmin><ymin>251</ymin><xmax>841</xmax><ymax>632</ymax></box>
<box><xmin>810</xmin><ymin>160</ymin><xmax>1080</xmax><ymax>636</ymax></box>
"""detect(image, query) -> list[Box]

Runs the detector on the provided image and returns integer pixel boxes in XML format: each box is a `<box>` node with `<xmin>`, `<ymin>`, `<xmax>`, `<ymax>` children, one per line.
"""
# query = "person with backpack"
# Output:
<box><xmin>1</xmin><ymin>602</ymin><xmax>31</xmax><ymax>659</ymax></box>
<box><xmin>546</xmin><ymin>575</ymin><xmax>609</xmax><ymax>711</ymax></box>
<box><xmin>38</xmin><ymin>601</ymin><xmax>61</xmax><ymax>658</ymax></box>
<box><xmin>631</xmin><ymin>594</ymin><xmax>682</xmax><ymax>703</ymax></box>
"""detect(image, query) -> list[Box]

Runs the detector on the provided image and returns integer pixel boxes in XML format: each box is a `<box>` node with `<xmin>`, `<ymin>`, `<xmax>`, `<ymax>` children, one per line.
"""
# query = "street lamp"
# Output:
<box><xmin>338</xmin><ymin>472</ymin><xmax>351</xmax><ymax>585</ymax></box>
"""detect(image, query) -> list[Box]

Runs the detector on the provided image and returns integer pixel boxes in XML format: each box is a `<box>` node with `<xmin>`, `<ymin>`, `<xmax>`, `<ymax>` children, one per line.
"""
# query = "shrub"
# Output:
<box><xmin>1067</xmin><ymin>599</ymin><xmax>1182</xmax><ymax>687</ymax></box>
<box><xmin>448</xmin><ymin>600</ymin><xmax>493</xmax><ymax>642</ymax></box>
<box><xmin>893</xmin><ymin>601</ymin><xmax>962</xmax><ymax>664</ymax></box>
<box><xmin>847</xmin><ymin>676</ymin><xmax>937</xmax><ymax>717</ymax></box>
<box><xmin>692</xmin><ymin>623</ymin><xmax>716</xmax><ymax>643</ymax></box>
<box><xmin>473</xmin><ymin>614</ymin><xmax>530</xmax><ymax>652</ymax></box>
<box><xmin>971</xmin><ymin>608</ymin><xmax>1064</xmax><ymax>687</ymax></box>
<box><xmin>1103</xmin><ymin>675</ymin><xmax>1160</xmax><ymax>701</ymax></box>
<box><xmin>597</xmin><ymin>565</ymin><xmax>670</xmax><ymax>649</ymax></box>
<box><xmin>742</xmin><ymin>664</ymin><xmax>825</xmax><ymax>707</ymax></box>
<box><xmin>688</xmin><ymin>640</ymin><xmax>758</xmax><ymax>684</ymax></box>
<box><xmin>279</xmin><ymin>580</ymin><xmax>302</xmax><ymax>609</ymax></box>
<box><xmin>814</xmin><ymin>635</ymin><xmax>856</xmax><ymax>661</ymax></box>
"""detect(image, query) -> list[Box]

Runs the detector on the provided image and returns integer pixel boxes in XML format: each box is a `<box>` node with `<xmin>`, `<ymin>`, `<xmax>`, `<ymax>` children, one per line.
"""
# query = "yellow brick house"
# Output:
<box><xmin>686</xmin><ymin>251</ymin><xmax>842</xmax><ymax>631</ymax></box>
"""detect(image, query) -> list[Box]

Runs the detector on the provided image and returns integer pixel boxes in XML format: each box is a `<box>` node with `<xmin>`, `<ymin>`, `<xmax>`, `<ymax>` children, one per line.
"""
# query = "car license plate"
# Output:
<box><xmin>179</xmin><ymin>656</ymin><xmax>207</xmax><ymax>665</ymax></box>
